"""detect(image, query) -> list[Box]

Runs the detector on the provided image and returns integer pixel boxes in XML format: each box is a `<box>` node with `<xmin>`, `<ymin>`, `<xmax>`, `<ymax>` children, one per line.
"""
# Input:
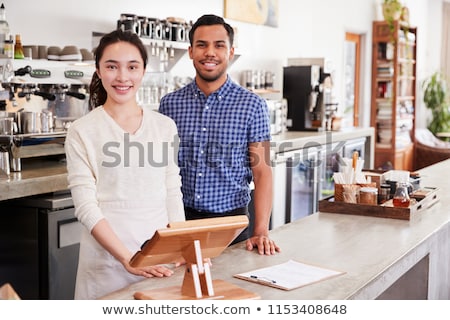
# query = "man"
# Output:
<box><xmin>159</xmin><ymin>14</ymin><xmax>280</xmax><ymax>255</ymax></box>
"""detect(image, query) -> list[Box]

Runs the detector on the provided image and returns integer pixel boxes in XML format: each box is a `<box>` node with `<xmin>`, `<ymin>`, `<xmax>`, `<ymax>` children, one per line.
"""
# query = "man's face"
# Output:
<box><xmin>188</xmin><ymin>24</ymin><xmax>234</xmax><ymax>83</ymax></box>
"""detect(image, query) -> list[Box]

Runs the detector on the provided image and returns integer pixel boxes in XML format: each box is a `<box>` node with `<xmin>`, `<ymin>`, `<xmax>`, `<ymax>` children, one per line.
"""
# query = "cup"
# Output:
<box><xmin>0</xmin><ymin>151</ymin><xmax>10</xmax><ymax>176</ymax></box>
<box><xmin>0</xmin><ymin>117</ymin><xmax>14</xmax><ymax>135</ymax></box>
<box><xmin>38</xmin><ymin>45</ymin><xmax>48</xmax><ymax>59</ymax></box>
<box><xmin>23</xmin><ymin>47</ymin><xmax>33</xmax><ymax>60</ymax></box>
<box><xmin>30</xmin><ymin>45</ymin><xmax>39</xmax><ymax>59</ymax></box>
<box><xmin>342</xmin><ymin>184</ymin><xmax>360</xmax><ymax>203</ymax></box>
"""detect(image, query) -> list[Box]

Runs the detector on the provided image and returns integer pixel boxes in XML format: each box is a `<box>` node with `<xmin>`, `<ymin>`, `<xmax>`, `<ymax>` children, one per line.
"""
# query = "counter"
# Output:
<box><xmin>101</xmin><ymin>159</ymin><xmax>450</xmax><ymax>300</ymax></box>
<box><xmin>271</xmin><ymin>127</ymin><xmax>374</xmax><ymax>156</ymax></box>
<box><xmin>0</xmin><ymin>127</ymin><xmax>374</xmax><ymax>202</ymax></box>
<box><xmin>0</xmin><ymin>158</ymin><xmax>68</xmax><ymax>202</ymax></box>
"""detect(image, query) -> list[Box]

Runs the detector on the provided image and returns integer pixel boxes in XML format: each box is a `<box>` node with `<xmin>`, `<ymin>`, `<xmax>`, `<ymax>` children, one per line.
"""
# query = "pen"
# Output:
<box><xmin>250</xmin><ymin>275</ymin><xmax>277</xmax><ymax>284</ymax></box>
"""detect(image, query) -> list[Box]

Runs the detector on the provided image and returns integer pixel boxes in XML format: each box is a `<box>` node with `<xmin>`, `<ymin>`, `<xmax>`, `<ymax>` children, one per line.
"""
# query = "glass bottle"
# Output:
<box><xmin>4</xmin><ymin>34</ymin><xmax>13</xmax><ymax>58</ymax></box>
<box><xmin>0</xmin><ymin>3</ymin><xmax>10</xmax><ymax>55</ymax></box>
<box><xmin>14</xmin><ymin>34</ymin><xmax>24</xmax><ymax>59</ymax></box>
<box><xmin>392</xmin><ymin>182</ymin><xmax>411</xmax><ymax>207</ymax></box>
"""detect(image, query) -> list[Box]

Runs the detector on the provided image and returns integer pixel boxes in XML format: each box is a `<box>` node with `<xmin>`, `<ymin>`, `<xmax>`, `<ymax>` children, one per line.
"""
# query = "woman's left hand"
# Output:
<box><xmin>125</xmin><ymin>263</ymin><xmax>175</xmax><ymax>278</ymax></box>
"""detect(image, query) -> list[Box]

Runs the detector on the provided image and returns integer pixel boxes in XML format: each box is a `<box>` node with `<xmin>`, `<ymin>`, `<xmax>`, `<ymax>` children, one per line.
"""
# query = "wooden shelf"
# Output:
<box><xmin>250</xmin><ymin>89</ymin><xmax>280</xmax><ymax>94</ymax></box>
<box><xmin>370</xmin><ymin>20</ymin><xmax>417</xmax><ymax>171</ymax></box>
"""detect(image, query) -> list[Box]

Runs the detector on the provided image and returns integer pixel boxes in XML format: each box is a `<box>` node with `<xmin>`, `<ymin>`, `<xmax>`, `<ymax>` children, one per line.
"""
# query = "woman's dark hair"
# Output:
<box><xmin>89</xmin><ymin>29</ymin><xmax>148</xmax><ymax>109</ymax></box>
<box><xmin>188</xmin><ymin>14</ymin><xmax>234</xmax><ymax>47</ymax></box>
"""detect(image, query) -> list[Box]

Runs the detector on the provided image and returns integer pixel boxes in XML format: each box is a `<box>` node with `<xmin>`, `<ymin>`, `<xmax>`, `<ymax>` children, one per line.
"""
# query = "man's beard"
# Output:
<box><xmin>194</xmin><ymin>60</ymin><xmax>226</xmax><ymax>83</ymax></box>
<box><xmin>196</xmin><ymin>69</ymin><xmax>224</xmax><ymax>83</ymax></box>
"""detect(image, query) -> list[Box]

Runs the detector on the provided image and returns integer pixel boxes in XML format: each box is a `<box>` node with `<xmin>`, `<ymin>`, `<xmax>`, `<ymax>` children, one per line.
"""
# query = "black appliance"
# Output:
<box><xmin>0</xmin><ymin>191</ymin><xmax>81</xmax><ymax>299</ymax></box>
<box><xmin>283</xmin><ymin>65</ymin><xmax>336</xmax><ymax>131</ymax></box>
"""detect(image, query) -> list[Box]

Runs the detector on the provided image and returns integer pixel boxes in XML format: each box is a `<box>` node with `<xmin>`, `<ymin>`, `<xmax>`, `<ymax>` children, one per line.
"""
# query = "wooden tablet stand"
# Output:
<box><xmin>130</xmin><ymin>215</ymin><xmax>259</xmax><ymax>300</ymax></box>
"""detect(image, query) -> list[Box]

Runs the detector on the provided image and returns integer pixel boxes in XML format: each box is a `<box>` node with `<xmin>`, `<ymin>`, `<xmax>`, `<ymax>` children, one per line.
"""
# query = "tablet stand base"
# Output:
<box><xmin>133</xmin><ymin>239</ymin><xmax>259</xmax><ymax>300</ymax></box>
<box><xmin>134</xmin><ymin>279</ymin><xmax>260</xmax><ymax>300</ymax></box>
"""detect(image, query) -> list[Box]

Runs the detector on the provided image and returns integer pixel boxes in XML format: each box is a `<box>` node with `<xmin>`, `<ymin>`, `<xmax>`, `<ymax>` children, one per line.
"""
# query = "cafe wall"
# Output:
<box><xmin>2</xmin><ymin>0</ymin><xmax>445</xmax><ymax>128</ymax></box>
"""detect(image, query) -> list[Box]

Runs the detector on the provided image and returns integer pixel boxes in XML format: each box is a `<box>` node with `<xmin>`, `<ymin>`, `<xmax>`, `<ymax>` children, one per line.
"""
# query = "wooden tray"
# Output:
<box><xmin>318</xmin><ymin>187</ymin><xmax>440</xmax><ymax>220</ymax></box>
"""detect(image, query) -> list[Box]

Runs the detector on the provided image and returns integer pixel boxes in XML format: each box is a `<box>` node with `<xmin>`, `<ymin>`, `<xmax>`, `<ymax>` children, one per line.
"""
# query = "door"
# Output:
<box><xmin>285</xmin><ymin>148</ymin><xmax>321</xmax><ymax>223</ymax></box>
<box><xmin>343</xmin><ymin>137</ymin><xmax>367</xmax><ymax>161</ymax></box>
<box><xmin>344</xmin><ymin>32</ymin><xmax>362</xmax><ymax>127</ymax></box>
<box><xmin>320</xmin><ymin>142</ymin><xmax>344</xmax><ymax>200</ymax></box>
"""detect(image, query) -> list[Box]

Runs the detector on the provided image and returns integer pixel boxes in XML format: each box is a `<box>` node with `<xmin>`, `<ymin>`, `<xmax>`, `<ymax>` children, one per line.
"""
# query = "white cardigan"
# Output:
<box><xmin>65</xmin><ymin>106</ymin><xmax>185</xmax><ymax>232</ymax></box>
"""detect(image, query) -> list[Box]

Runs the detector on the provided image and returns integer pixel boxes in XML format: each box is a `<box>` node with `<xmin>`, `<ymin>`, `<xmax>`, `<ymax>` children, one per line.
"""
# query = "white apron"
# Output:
<box><xmin>74</xmin><ymin>200</ymin><xmax>169</xmax><ymax>300</ymax></box>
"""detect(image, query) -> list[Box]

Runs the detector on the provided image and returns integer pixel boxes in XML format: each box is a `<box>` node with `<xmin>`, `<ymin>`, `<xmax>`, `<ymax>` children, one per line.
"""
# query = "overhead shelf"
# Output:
<box><xmin>92</xmin><ymin>32</ymin><xmax>241</xmax><ymax>73</ymax></box>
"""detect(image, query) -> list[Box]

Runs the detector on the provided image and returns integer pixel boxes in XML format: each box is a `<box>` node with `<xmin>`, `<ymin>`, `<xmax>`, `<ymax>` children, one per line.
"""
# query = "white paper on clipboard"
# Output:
<box><xmin>234</xmin><ymin>259</ymin><xmax>345</xmax><ymax>291</ymax></box>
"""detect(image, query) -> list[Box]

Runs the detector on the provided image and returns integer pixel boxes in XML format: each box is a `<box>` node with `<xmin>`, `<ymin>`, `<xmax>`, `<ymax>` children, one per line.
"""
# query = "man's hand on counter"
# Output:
<box><xmin>246</xmin><ymin>235</ymin><xmax>280</xmax><ymax>255</ymax></box>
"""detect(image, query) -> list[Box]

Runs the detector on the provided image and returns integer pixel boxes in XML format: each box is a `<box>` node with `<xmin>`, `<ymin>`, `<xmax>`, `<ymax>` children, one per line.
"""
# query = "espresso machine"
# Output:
<box><xmin>0</xmin><ymin>58</ymin><xmax>92</xmax><ymax>174</ymax></box>
<box><xmin>283</xmin><ymin>59</ymin><xmax>338</xmax><ymax>131</ymax></box>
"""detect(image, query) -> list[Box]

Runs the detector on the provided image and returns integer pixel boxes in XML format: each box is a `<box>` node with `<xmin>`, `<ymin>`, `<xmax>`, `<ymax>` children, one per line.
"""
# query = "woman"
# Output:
<box><xmin>65</xmin><ymin>29</ymin><xmax>185</xmax><ymax>300</ymax></box>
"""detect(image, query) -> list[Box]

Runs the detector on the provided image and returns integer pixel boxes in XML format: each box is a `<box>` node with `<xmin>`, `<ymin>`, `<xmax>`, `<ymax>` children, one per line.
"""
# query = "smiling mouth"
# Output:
<box><xmin>201</xmin><ymin>60</ymin><xmax>219</xmax><ymax>70</ymax></box>
<box><xmin>113</xmin><ymin>85</ymin><xmax>132</xmax><ymax>91</ymax></box>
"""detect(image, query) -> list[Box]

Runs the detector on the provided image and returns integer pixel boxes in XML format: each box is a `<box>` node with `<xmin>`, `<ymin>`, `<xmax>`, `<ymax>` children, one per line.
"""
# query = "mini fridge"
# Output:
<box><xmin>284</xmin><ymin>147</ymin><xmax>321</xmax><ymax>222</ymax></box>
<box><xmin>0</xmin><ymin>191</ymin><xmax>81</xmax><ymax>299</ymax></box>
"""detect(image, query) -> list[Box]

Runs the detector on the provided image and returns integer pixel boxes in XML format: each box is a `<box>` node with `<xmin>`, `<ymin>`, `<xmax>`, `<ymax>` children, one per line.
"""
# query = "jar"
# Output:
<box><xmin>378</xmin><ymin>184</ymin><xmax>391</xmax><ymax>204</ymax></box>
<box><xmin>359</xmin><ymin>187</ymin><xmax>378</xmax><ymax>205</ymax></box>
<box><xmin>3</xmin><ymin>35</ymin><xmax>13</xmax><ymax>58</ymax></box>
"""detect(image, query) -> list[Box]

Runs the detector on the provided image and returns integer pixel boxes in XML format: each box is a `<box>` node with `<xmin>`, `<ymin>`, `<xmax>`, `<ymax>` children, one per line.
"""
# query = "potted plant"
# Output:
<box><xmin>382</xmin><ymin>0</ymin><xmax>405</xmax><ymax>42</ymax></box>
<box><xmin>382</xmin><ymin>0</ymin><xmax>403</xmax><ymax>22</ymax></box>
<box><xmin>422</xmin><ymin>72</ymin><xmax>450</xmax><ymax>135</ymax></box>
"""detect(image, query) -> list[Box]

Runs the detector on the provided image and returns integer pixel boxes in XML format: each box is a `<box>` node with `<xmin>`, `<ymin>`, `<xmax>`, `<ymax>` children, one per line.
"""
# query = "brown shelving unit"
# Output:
<box><xmin>370</xmin><ymin>20</ymin><xmax>417</xmax><ymax>170</ymax></box>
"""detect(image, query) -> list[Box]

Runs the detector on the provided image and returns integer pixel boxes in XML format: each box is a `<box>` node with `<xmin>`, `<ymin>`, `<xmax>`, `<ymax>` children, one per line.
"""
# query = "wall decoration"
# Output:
<box><xmin>224</xmin><ymin>0</ymin><xmax>279</xmax><ymax>27</ymax></box>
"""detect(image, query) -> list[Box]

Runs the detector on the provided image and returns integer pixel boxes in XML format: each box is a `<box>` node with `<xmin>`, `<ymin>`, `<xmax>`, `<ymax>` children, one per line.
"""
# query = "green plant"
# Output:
<box><xmin>382</xmin><ymin>0</ymin><xmax>405</xmax><ymax>44</ymax></box>
<box><xmin>422</xmin><ymin>72</ymin><xmax>450</xmax><ymax>135</ymax></box>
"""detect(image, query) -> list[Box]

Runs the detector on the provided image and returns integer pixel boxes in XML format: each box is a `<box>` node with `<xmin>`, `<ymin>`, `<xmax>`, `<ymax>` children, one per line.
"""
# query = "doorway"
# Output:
<box><xmin>344</xmin><ymin>32</ymin><xmax>362</xmax><ymax>127</ymax></box>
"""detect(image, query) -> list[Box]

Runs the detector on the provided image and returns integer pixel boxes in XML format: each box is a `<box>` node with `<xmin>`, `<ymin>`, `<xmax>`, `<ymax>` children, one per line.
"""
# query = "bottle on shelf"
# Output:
<box><xmin>14</xmin><ymin>34</ymin><xmax>24</xmax><ymax>59</ymax></box>
<box><xmin>4</xmin><ymin>34</ymin><xmax>13</xmax><ymax>58</ymax></box>
<box><xmin>0</xmin><ymin>3</ymin><xmax>10</xmax><ymax>55</ymax></box>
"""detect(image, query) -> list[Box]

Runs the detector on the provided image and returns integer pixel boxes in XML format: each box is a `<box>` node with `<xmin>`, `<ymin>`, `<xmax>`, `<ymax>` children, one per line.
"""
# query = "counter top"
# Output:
<box><xmin>271</xmin><ymin>127</ymin><xmax>374</xmax><ymax>153</ymax></box>
<box><xmin>0</xmin><ymin>158</ymin><xmax>68</xmax><ymax>201</ymax></box>
<box><xmin>0</xmin><ymin>128</ymin><xmax>374</xmax><ymax>202</ymax></box>
<box><xmin>101</xmin><ymin>159</ymin><xmax>450</xmax><ymax>300</ymax></box>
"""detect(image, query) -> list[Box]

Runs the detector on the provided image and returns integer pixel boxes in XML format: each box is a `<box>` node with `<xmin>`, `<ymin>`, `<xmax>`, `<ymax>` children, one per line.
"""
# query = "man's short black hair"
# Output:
<box><xmin>189</xmin><ymin>14</ymin><xmax>234</xmax><ymax>47</ymax></box>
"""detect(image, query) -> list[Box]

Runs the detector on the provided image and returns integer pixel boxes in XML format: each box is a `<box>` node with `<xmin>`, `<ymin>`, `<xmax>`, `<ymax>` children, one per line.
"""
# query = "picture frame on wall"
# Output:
<box><xmin>224</xmin><ymin>0</ymin><xmax>279</xmax><ymax>27</ymax></box>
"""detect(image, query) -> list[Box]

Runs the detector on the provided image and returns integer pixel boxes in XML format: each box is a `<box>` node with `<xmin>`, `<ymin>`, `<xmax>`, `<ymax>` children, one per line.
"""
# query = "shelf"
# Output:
<box><xmin>250</xmin><ymin>89</ymin><xmax>280</xmax><ymax>94</ymax></box>
<box><xmin>10</xmin><ymin>59</ymin><xmax>94</xmax><ymax>85</ymax></box>
<box><xmin>370</xmin><ymin>20</ymin><xmax>417</xmax><ymax>171</ymax></box>
<box><xmin>92</xmin><ymin>32</ymin><xmax>241</xmax><ymax>73</ymax></box>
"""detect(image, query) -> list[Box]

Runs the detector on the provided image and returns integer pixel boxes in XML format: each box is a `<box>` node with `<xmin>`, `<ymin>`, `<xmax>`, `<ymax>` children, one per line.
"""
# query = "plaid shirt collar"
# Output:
<box><xmin>189</xmin><ymin>75</ymin><xmax>234</xmax><ymax>99</ymax></box>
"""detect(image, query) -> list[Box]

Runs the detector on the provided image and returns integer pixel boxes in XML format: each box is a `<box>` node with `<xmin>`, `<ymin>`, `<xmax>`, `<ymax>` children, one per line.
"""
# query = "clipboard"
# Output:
<box><xmin>234</xmin><ymin>259</ymin><xmax>345</xmax><ymax>291</ymax></box>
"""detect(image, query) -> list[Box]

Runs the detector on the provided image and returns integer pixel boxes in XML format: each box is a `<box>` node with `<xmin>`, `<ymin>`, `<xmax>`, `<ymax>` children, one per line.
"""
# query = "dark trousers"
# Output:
<box><xmin>184</xmin><ymin>206</ymin><xmax>249</xmax><ymax>245</ymax></box>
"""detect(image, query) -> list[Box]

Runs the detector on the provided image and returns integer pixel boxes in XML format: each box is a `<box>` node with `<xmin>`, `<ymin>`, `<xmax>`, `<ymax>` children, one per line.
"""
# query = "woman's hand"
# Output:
<box><xmin>124</xmin><ymin>262</ymin><xmax>175</xmax><ymax>278</ymax></box>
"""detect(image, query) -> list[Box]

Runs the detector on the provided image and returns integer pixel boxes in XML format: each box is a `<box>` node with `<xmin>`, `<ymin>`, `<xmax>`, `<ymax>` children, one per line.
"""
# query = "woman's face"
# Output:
<box><xmin>96</xmin><ymin>41</ymin><xmax>145</xmax><ymax>106</ymax></box>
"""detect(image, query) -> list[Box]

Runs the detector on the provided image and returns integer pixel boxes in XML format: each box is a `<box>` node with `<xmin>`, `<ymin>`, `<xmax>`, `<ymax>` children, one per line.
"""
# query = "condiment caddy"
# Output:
<box><xmin>319</xmin><ymin>186</ymin><xmax>439</xmax><ymax>220</ymax></box>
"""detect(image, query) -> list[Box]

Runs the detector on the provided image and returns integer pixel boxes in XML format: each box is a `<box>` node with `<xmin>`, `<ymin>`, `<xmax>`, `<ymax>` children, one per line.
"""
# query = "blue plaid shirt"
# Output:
<box><xmin>159</xmin><ymin>76</ymin><xmax>271</xmax><ymax>213</ymax></box>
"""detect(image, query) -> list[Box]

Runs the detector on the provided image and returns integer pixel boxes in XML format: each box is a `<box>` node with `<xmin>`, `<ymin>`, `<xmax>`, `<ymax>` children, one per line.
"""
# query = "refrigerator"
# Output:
<box><xmin>284</xmin><ymin>147</ymin><xmax>321</xmax><ymax>222</ymax></box>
